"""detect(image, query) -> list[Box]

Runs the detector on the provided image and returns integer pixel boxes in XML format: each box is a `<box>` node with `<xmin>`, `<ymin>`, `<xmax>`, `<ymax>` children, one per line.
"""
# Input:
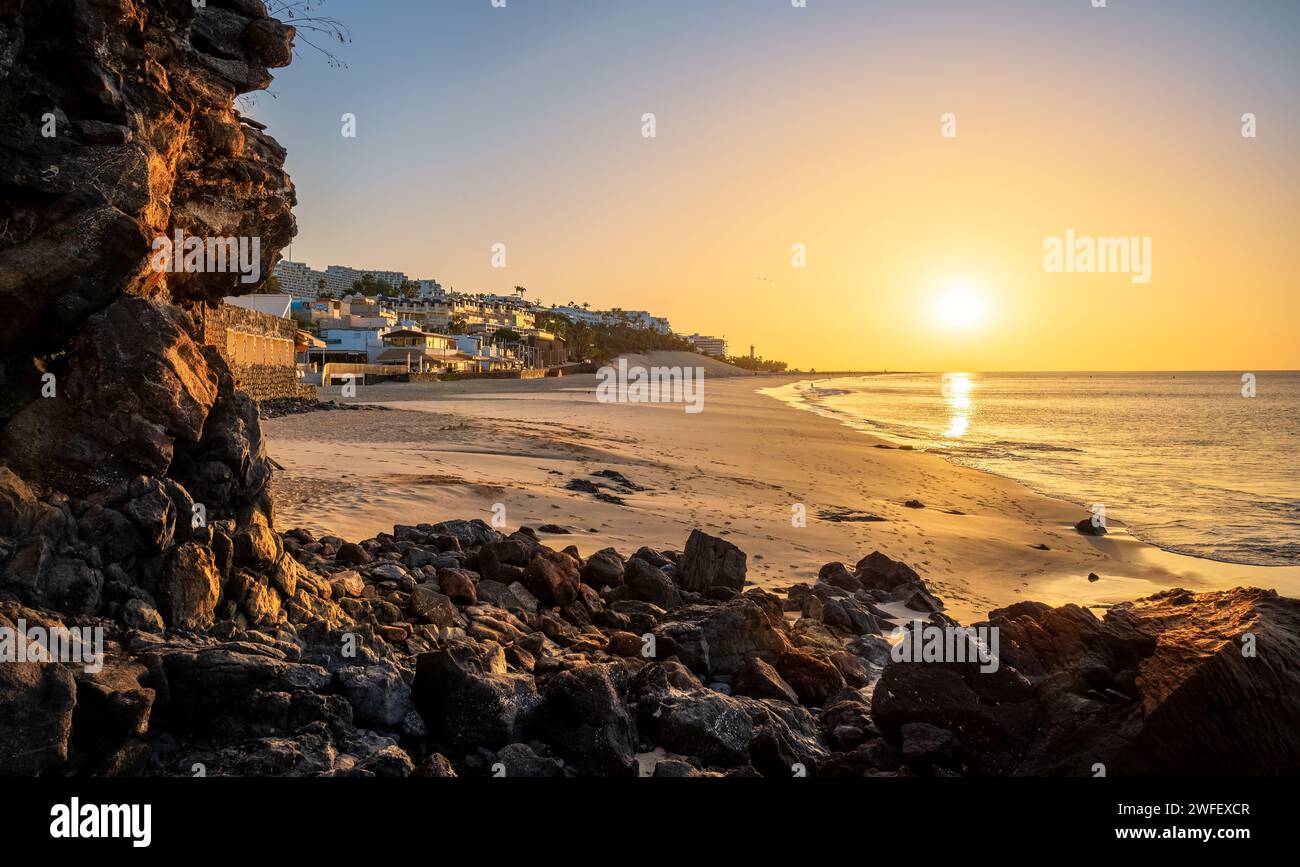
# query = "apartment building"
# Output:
<box><xmin>548</xmin><ymin>305</ymin><xmax>672</xmax><ymax>334</ymax></box>
<box><xmin>685</xmin><ymin>333</ymin><xmax>728</xmax><ymax>358</ymax></box>
<box><xmin>273</xmin><ymin>260</ymin><xmax>412</xmax><ymax>299</ymax></box>
<box><xmin>322</xmin><ymin>265</ymin><xmax>408</xmax><ymax>296</ymax></box>
<box><xmin>310</xmin><ymin>328</ymin><xmax>393</xmax><ymax>365</ymax></box>
<box><xmin>415</xmin><ymin>279</ymin><xmax>444</xmax><ymax>299</ymax></box>
<box><xmin>271</xmin><ymin>260</ymin><xmax>327</xmax><ymax>300</ymax></box>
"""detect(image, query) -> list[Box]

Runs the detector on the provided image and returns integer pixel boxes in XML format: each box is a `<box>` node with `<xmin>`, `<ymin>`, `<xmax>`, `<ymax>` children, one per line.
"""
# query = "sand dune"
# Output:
<box><xmin>609</xmin><ymin>350</ymin><xmax>756</xmax><ymax>377</ymax></box>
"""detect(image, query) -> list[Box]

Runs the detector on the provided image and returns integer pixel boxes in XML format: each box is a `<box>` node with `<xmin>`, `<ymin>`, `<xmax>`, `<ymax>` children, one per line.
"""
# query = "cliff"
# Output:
<box><xmin>0</xmin><ymin>0</ymin><xmax>296</xmax><ymax>620</ymax></box>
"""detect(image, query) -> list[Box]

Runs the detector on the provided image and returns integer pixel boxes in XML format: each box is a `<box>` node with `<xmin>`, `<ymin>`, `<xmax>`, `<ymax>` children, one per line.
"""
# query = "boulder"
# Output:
<box><xmin>733</xmin><ymin>657</ymin><xmax>800</xmax><ymax>705</ymax></box>
<box><xmin>633</xmin><ymin>664</ymin><xmax>754</xmax><ymax>767</ymax></box>
<box><xmin>873</xmin><ymin>588</ymin><xmax>1300</xmax><ymax>776</ymax></box>
<box><xmin>0</xmin><ymin>637</ymin><xmax>78</xmax><ymax>775</ymax></box>
<box><xmin>336</xmin><ymin>543</ymin><xmax>372</xmax><ymax>566</ymax></box>
<box><xmin>1075</xmin><ymin>517</ymin><xmax>1107</xmax><ymax>536</ymax></box>
<box><xmin>776</xmin><ymin>650</ymin><xmax>847</xmax><ymax>707</ymax></box>
<box><xmin>408</xmin><ymin>586</ymin><xmax>456</xmax><ymax>627</ymax></box>
<box><xmin>631</xmin><ymin>547</ymin><xmax>673</xmax><ymax>569</ymax></box>
<box><xmin>334</xmin><ymin>663</ymin><xmax>414</xmax><ymax>729</ymax></box>
<box><xmin>158</xmin><ymin>542</ymin><xmax>222</xmax><ymax>631</ymax></box>
<box><xmin>853</xmin><ymin>551</ymin><xmax>923</xmax><ymax>593</ymax></box>
<box><xmin>696</xmin><ymin>593</ymin><xmax>790</xmax><ymax>676</ymax></box>
<box><xmin>436</xmin><ymin>567</ymin><xmax>478</xmax><ymax>606</ymax></box>
<box><xmin>478</xmin><ymin>540</ymin><xmax>531</xmax><ymax>582</ymax></box>
<box><xmin>535</xmin><ymin>663</ymin><xmax>638</xmax><ymax>776</ymax></box>
<box><xmin>623</xmin><ymin>558</ymin><xmax>681</xmax><ymax>609</ymax></box>
<box><xmin>72</xmin><ymin>657</ymin><xmax>155</xmax><ymax>758</ymax></box>
<box><xmin>522</xmin><ymin>549</ymin><xmax>579</xmax><ymax>607</ymax></box>
<box><xmin>412</xmin><ymin>641</ymin><xmax>540</xmax><ymax>750</ymax></box>
<box><xmin>233</xmin><ymin>521</ymin><xmax>281</xmax><ymax>569</ymax></box>
<box><xmin>818</xmin><ymin>562</ymin><xmax>861</xmax><ymax>593</ymax></box>
<box><xmin>121</xmin><ymin>598</ymin><xmax>165</xmax><ymax>634</ymax></box>
<box><xmin>411</xmin><ymin>753</ymin><xmax>458</xmax><ymax>777</ymax></box>
<box><xmin>678</xmin><ymin>529</ymin><xmax>747</xmax><ymax>593</ymax></box>
<box><xmin>429</xmin><ymin>519</ymin><xmax>502</xmax><ymax>550</ymax></box>
<box><xmin>581</xmin><ymin>548</ymin><xmax>625</xmax><ymax>589</ymax></box>
<box><xmin>329</xmin><ymin>570</ymin><xmax>365</xmax><ymax>598</ymax></box>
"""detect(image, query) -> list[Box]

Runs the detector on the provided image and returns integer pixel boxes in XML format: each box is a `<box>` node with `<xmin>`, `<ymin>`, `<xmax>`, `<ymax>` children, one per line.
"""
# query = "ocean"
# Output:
<box><xmin>765</xmin><ymin>372</ymin><xmax>1300</xmax><ymax>566</ymax></box>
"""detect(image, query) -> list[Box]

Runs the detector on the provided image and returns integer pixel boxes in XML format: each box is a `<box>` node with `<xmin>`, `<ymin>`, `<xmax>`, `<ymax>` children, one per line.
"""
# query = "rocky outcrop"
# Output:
<box><xmin>0</xmin><ymin>0</ymin><xmax>298</xmax><ymax>634</ymax></box>
<box><xmin>2</xmin><ymin>514</ymin><xmax>1299</xmax><ymax>777</ymax></box>
<box><xmin>872</xmin><ymin>587</ymin><xmax>1300</xmax><ymax>776</ymax></box>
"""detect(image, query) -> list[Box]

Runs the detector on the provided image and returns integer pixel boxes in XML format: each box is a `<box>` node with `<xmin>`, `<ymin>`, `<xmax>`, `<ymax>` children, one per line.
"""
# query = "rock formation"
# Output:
<box><xmin>1</xmin><ymin>0</ymin><xmax>294</xmax><ymax>624</ymax></box>
<box><xmin>1</xmin><ymin>0</ymin><xmax>1296</xmax><ymax>780</ymax></box>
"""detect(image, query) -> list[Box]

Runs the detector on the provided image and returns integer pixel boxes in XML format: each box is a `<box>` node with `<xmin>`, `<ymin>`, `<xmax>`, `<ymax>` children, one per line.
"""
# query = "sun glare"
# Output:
<box><xmin>933</xmin><ymin>288</ymin><xmax>987</xmax><ymax>331</ymax></box>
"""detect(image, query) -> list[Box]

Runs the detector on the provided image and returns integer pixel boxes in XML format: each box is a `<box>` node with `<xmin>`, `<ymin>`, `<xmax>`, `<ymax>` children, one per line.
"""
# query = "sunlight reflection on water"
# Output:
<box><xmin>942</xmin><ymin>372</ymin><xmax>974</xmax><ymax>440</ymax></box>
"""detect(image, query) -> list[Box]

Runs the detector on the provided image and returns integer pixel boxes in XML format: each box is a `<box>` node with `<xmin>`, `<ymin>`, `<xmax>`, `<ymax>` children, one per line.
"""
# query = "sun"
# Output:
<box><xmin>932</xmin><ymin>287</ymin><xmax>988</xmax><ymax>331</ymax></box>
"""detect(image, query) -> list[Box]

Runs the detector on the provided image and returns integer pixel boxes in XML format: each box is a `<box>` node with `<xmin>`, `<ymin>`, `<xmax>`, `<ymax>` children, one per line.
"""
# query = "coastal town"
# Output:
<box><xmin>210</xmin><ymin>258</ymin><xmax>770</xmax><ymax>402</ymax></box>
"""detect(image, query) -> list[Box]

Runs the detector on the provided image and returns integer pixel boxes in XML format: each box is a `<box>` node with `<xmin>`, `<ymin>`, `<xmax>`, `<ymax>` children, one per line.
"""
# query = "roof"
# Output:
<box><xmin>223</xmin><ymin>294</ymin><xmax>293</xmax><ymax>319</ymax></box>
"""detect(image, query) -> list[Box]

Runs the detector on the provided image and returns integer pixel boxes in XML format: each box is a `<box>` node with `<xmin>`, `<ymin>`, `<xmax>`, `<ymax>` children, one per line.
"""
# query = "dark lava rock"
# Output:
<box><xmin>873</xmin><ymin>588</ymin><xmax>1300</xmax><ymax>776</ymax></box>
<box><xmin>678</xmin><ymin>529</ymin><xmax>747</xmax><ymax>594</ymax></box>
<box><xmin>581</xmin><ymin>548</ymin><xmax>625</xmax><ymax>589</ymax></box>
<box><xmin>854</xmin><ymin>550</ymin><xmax>924</xmax><ymax>593</ymax></box>
<box><xmin>733</xmin><ymin>658</ymin><xmax>800</xmax><ymax>705</ymax></box>
<box><xmin>1075</xmin><ymin>517</ymin><xmax>1107</xmax><ymax>536</ymax></box>
<box><xmin>534</xmin><ymin>663</ymin><xmax>638</xmax><ymax>776</ymax></box>
<box><xmin>413</xmin><ymin>641</ymin><xmax>541</xmax><ymax>750</ymax></box>
<box><xmin>523</xmin><ymin>549</ymin><xmax>581</xmax><ymax>607</ymax></box>
<box><xmin>624</xmin><ymin>558</ymin><xmax>682</xmax><ymax>609</ymax></box>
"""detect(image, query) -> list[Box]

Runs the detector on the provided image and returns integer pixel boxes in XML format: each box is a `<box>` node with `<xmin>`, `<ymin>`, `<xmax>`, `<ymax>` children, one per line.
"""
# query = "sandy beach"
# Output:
<box><xmin>264</xmin><ymin>359</ymin><xmax>1300</xmax><ymax>624</ymax></box>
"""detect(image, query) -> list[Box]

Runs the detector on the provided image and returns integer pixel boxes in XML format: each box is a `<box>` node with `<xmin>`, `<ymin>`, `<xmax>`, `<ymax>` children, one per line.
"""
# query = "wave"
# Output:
<box><xmin>761</xmin><ymin>375</ymin><xmax>1300</xmax><ymax>567</ymax></box>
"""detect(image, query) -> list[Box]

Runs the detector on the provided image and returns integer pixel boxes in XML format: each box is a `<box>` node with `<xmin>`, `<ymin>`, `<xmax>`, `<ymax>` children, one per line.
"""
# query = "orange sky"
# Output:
<box><xmin>255</xmin><ymin>0</ymin><xmax>1300</xmax><ymax>370</ymax></box>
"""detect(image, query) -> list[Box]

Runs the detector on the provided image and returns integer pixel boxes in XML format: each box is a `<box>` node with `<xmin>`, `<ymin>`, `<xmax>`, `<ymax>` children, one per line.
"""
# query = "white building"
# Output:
<box><xmin>274</xmin><ymin>260</ymin><xmax>411</xmax><ymax>300</ymax></box>
<box><xmin>548</xmin><ymin>306</ymin><xmax>672</xmax><ymax>334</ymax></box>
<box><xmin>313</xmin><ymin>327</ymin><xmax>393</xmax><ymax>364</ymax></box>
<box><xmin>685</xmin><ymin>333</ymin><xmax>728</xmax><ymax>358</ymax></box>
<box><xmin>323</xmin><ymin>265</ymin><xmax>408</xmax><ymax>296</ymax></box>
<box><xmin>271</xmin><ymin>261</ymin><xmax>327</xmax><ymax>300</ymax></box>
<box><xmin>624</xmin><ymin>310</ymin><xmax>672</xmax><ymax>334</ymax></box>
<box><xmin>453</xmin><ymin>334</ymin><xmax>520</xmax><ymax>372</ymax></box>
<box><xmin>415</xmin><ymin>279</ymin><xmax>444</xmax><ymax>299</ymax></box>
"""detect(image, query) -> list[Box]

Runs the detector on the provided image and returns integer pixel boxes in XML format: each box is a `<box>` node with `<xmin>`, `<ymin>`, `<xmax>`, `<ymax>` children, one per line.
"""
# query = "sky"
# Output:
<box><xmin>248</xmin><ymin>0</ymin><xmax>1300</xmax><ymax>371</ymax></box>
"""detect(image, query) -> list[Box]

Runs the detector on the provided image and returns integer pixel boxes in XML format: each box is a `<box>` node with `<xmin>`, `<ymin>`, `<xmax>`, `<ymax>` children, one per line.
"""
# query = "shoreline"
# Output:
<box><xmin>263</xmin><ymin>365</ymin><xmax>1300</xmax><ymax>624</ymax></box>
<box><xmin>765</xmin><ymin>374</ymin><xmax>1300</xmax><ymax>572</ymax></box>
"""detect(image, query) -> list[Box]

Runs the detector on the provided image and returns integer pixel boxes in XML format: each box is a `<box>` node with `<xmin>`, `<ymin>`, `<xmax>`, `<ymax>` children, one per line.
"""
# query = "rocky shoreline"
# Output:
<box><xmin>3</xmin><ymin>494</ymin><xmax>1297</xmax><ymax>777</ymax></box>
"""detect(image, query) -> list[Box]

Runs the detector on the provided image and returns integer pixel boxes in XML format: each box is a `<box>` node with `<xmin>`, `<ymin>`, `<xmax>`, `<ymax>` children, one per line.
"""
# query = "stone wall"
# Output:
<box><xmin>203</xmin><ymin>304</ymin><xmax>314</xmax><ymax>401</ymax></box>
<box><xmin>437</xmin><ymin>369</ymin><xmax>549</xmax><ymax>382</ymax></box>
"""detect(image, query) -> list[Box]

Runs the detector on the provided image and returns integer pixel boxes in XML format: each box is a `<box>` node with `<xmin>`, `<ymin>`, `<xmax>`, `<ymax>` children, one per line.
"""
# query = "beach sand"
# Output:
<box><xmin>263</xmin><ymin>363</ymin><xmax>1300</xmax><ymax>624</ymax></box>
